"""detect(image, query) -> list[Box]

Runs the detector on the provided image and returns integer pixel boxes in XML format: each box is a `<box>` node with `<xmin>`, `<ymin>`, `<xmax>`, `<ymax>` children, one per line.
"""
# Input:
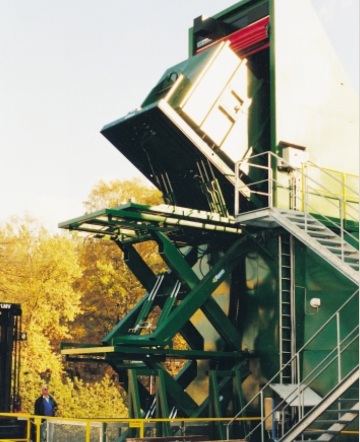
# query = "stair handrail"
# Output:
<box><xmin>236</xmin><ymin>151</ymin><xmax>359</xmax><ymax>221</ymax></box>
<box><xmin>301</xmin><ymin>162</ymin><xmax>358</xmax><ymax>221</ymax></box>
<box><xmin>278</xmin><ymin>363</ymin><xmax>359</xmax><ymax>442</ymax></box>
<box><xmin>253</xmin><ymin>326</ymin><xmax>359</xmax><ymax>442</ymax></box>
<box><xmin>299</xmin><ymin>160</ymin><xmax>359</xmax><ymax>254</ymax></box>
<box><xmin>225</xmin><ymin>288</ymin><xmax>359</xmax><ymax>441</ymax></box>
<box><xmin>302</xmin><ymin>161</ymin><xmax>358</xmax><ymax>221</ymax></box>
<box><xmin>235</xmin><ymin>152</ymin><xmax>359</xmax><ymax>253</ymax></box>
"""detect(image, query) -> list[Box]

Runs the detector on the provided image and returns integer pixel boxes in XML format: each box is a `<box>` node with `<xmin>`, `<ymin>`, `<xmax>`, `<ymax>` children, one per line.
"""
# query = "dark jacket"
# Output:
<box><xmin>34</xmin><ymin>395</ymin><xmax>58</xmax><ymax>416</ymax></box>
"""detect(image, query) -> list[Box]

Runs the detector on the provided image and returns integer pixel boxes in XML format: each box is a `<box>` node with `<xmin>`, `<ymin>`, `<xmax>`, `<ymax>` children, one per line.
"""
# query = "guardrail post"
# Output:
<box><xmin>26</xmin><ymin>415</ymin><xmax>31</xmax><ymax>441</ymax></box>
<box><xmin>33</xmin><ymin>417</ymin><xmax>41</xmax><ymax>442</ymax></box>
<box><xmin>225</xmin><ymin>421</ymin><xmax>230</xmax><ymax>440</ymax></box>
<box><xmin>339</xmin><ymin>201</ymin><xmax>345</xmax><ymax>261</ymax></box>
<box><xmin>235</xmin><ymin>161</ymin><xmax>239</xmax><ymax>215</ymax></box>
<box><xmin>268</xmin><ymin>152</ymin><xmax>273</xmax><ymax>208</ymax></box>
<box><xmin>341</xmin><ymin>171</ymin><xmax>346</xmax><ymax>221</ymax></box>
<box><xmin>85</xmin><ymin>419</ymin><xmax>91</xmax><ymax>442</ymax></box>
<box><xmin>260</xmin><ymin>389</ymin><xmax>264</xmax><ymax>442</ymax></box>
<box><xmin>296</xmin><ymin>353</ymin><xmax>302</xmax><ymax>422</ymax></box>
<box><xmin>336</xmin><ymin>312</ymin><xmax>342</xmax><ymax>382</ymax></box>
<box><xmin>102</xmin><ymin>422</ymin><xmax>107</xmax><ymax>442</ymax></box>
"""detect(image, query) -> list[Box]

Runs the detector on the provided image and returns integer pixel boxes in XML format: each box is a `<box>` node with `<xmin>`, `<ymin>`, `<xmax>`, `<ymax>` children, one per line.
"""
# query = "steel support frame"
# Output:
<box><xmin>60</xmin><ymin>204</ymin><xmax>256</xmax><ymax>421</ymax></box>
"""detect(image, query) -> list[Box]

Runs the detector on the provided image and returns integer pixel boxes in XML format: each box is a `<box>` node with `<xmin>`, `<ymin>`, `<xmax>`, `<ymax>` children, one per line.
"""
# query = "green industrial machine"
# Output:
<box><xmin>61</xmin><ymin>1</ymin><xmax>359</xmax><ymax>441</ymax></box>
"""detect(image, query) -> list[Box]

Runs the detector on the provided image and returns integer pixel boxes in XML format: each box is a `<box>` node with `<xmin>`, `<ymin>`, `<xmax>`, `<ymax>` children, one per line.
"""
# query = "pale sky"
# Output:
<box><xmin>0</xmin><ymin>0</ymin><xmax>358</xmax><ymax>231</ymax></box>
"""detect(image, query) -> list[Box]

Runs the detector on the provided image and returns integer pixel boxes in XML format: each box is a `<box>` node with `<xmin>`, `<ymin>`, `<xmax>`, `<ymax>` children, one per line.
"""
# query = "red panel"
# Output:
<box><xmin>196</xmin><ymin>16</ymin><xmax>270</xmax><ymax>58</ymax></box>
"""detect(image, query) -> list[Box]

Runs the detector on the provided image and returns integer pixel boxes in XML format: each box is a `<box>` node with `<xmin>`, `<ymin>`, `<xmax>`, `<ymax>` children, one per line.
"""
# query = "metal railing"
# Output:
<box><xmin>0</xmin><ymin>415</ymin><xmax>260</xmax><ymax>442</ymax></box>
<box><xmin>225</xmin><ymin>289</ymin><xmax>359</xmax><ymax>441</ymax></box>
<box><xmin>235</xmin><ymin>151</ymin><xmax>359</xmax><ymax>256</ymax></box>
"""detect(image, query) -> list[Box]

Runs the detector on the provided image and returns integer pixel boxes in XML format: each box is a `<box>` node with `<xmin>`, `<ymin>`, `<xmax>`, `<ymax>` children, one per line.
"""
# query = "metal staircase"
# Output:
<box><xmin>226</xmin><ymin>289</ymin><xmax>359</xmax><ymax>441</ymax></box>
<box><xmin>316</xmin><ymin>385</ymin><xmax>359</xmax><ymax>442</ymax></box>
<box><xmin>273</xmin><ymin>209</ymin><xmax>358</xmax><ymax>284</ymax></box>
<box><xmin>281</xmin><ymin>366</ymin><xmax>359</xmax><ymax>442</ymax></box>
<box><xmin>237</xmin><ymin>208</ymin><xmax>359</xmax><ymax>284</ymax></box>
<box><xmin>235</xmin><ymin>151</ymin><xmax>359</xmax><ymax>285</ymax></box>
<box><xmin>231</xmin><ymin>152</ymin><xmax>359</xmax><ymax>440</ymax></box>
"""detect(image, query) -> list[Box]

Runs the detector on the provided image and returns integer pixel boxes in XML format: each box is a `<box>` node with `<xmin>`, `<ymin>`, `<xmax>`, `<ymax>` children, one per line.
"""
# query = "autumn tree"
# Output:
<box><xmin>68</xmin><ymin>178</ymin><xmax>167</xmax><ymax>346</ymax></box>
<box><xmin>0</xmin><ymin>217</ymin><xmax>82</xmax><ymax>343</ymax></box>
<box><xmin>83</xmin><ymin>177</ymin><xmax>163</xmax><ymax>212</ymax></box>
<box><xmin>76</xmin><ymin>178</ymin><xmax>187</xmax><ymax>385</ymax></box>
<box><xmin>0</xmin><ymin>217</ymin><xmax>127</xmax><ymax>417</ymax></box>
<box><xmin>0</xmin><ymin>218</ymin><xmax>79</xmax><ymax>411</ymax></box>
<box><xmin>0</xmin><ymin>178</ymin><xmax>169</xmax><ymax>418</ymax></box>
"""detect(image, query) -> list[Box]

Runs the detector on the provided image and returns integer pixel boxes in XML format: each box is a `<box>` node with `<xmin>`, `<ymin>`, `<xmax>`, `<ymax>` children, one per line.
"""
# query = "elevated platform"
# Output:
<box><xmin>59</xmin><ymin>202</ymin><xmax>242</xmax><ymax>245</ymax></box>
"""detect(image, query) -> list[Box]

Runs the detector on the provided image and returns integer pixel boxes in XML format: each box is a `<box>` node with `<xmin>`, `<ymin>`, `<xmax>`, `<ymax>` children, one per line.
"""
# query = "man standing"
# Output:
<box><xmin>34</xmin><ymin>386</ymin><xmax>58</xmax><ymax>442</ymax></box>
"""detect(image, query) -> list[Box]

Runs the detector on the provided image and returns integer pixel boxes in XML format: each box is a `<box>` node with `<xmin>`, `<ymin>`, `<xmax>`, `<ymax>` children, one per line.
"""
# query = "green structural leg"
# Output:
<box><xmin>112</xmin><ymin>236</ymin><xmax>251</xmax><ymax>346</ymax></box>
<box><xmin>128</xmin><ymin>369</ymin><xmax>143</xmax><ymax>419</ymax></box>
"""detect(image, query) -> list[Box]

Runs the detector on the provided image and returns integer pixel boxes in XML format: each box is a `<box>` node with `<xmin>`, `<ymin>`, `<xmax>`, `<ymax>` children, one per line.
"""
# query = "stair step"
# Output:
<box><xmin>306</xmin><ymin>231</ymin><xmax>337</xmax><ymax>239</ymax></box>
<box><xmin>271</xmin><ymin>208</ymin><xmax>359</xmax><ymax>285</ymax></box>
<box><xmin>312</xmin><ymin>240</ymin><xmax>355</xmax><ymax>252</ymax></box>
<box><xmin>285</xmin><ymin>215</ymin><xmax>316</xmax><ymax>223</ymax></box>
<box><xmin>317</xmin><ymin>239</ymin><xmax>346</xmax><ymax>246</ymax></box>
<box><xmin>344</xmin><ymin>255</ymin><xmax>359</xmax><ymax>262</ymax></box>
<box><xmin>327</xmin><ymin>247</ymin><xmax>357</xmax><ymax>255</ymax></box>
<box><xmin>347</xmin><ymin>261</ymin><xmax>359</xmax><ymax>267</ymax></box>
<box><xmin>293</xmin><ymin>222</ymin><xmax>326</xmax><ymax>231</ymax></box>
<box><xmin>349</xmin><ymin>265</ymin><xmax>359</xmax><ymax>271</ymax></box>
<box><xmin>317</xmin><ymin>417</ymin><xmax>358</xmax><ymax>424</ymax></box>
<box><xmin>304</xmin><ymin>429</ymin><xmax>342</xmax><ymax>436</ymax></box>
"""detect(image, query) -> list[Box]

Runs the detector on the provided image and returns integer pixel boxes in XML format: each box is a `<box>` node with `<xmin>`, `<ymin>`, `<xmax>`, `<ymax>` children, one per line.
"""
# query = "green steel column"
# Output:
<box><xmin>116</xmin><ymin>241</ymin><xmax>156</xmax><ymax>292</ymax></box>
<box><xmin>156</xmin><ymin>369</ymin><xmax>171</xmax><ymax>435</ymax></box>
<box><xmin>152</xmin><ymin>236</ymin><xmax>251</xmax><ymax>345</ymax></box>
<box><xmin>128</xmin><ymin>370</ymin><xmax>142</xmax><ymax>419</ymax></box>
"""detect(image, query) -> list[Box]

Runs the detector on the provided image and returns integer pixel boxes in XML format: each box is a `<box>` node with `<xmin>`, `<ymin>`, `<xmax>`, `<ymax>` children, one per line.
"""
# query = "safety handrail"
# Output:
<box><xmin>236</xmin><ymin>152</ymin><xmax>359</xmax><ymax>218</ymax></box>
<box><xmin>0</xmin><ymin>414</ymin><xmax>258</xmax><ymax>442</ymax></box>
<box><xmin>300</xmin><ymin>161</ymin><xmax>358</xmax><ymax>252</ymax></box>
<box><xmin>248</xmin><ymin>328</ymin><xmax>358</xmax><ymax>441</ymax></box>
<box><xmin>235</xmin><ymin>151</ymin><xmax>359</xmax><ymax>256</ymax></box>
<box><xmin>225</xmin><ymin>289</ymin><xmax>359</xmax><ymax>440</ymax></box>
<box><xmin>302</xmin><ymin>161</ymin><xmax>358</xmax><ymax>218</ymax></box>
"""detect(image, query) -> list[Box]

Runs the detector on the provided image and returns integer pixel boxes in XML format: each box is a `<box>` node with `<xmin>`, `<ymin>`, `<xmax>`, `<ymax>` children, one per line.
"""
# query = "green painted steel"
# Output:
<box><xmin>59</xmin><ymin>0</ymin><xmax>359</xmax><ymax>440</ymax></box>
